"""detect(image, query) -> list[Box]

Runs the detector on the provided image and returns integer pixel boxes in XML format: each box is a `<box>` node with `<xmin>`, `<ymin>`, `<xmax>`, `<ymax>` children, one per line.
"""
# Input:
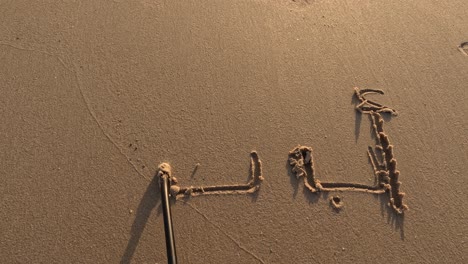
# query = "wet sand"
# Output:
<box><xmin>1</xmin><ymin>0</ymin><xmax>467</xmax><ymax>263</ymax></box>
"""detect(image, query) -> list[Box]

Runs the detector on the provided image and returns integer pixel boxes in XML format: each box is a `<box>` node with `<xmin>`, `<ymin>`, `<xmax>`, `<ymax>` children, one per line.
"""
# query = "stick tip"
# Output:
<box><xmin>157</xmin><ymin>162</ymin><xmax>172</xmax><ymax>177</ymax></box>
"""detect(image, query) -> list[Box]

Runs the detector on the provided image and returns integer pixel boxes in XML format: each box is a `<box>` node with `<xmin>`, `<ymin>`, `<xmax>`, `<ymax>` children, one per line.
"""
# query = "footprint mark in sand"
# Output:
<box><xmin>289</xmin><ymin>88</ymin><xmax>408</xmax><ymax>214</ymax></box>
<box><xmin>458</xmin><ymin>42</ymin><xmax>468</xmax><ymax>56</ymax></box>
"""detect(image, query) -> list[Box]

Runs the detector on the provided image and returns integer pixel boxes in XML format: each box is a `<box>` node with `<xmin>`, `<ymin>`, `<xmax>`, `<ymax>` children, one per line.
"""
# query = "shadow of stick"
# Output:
<box><xmin>121</xmin><ymin>176</ymin><xmax>161</xmax><ymax>264</ymax></box>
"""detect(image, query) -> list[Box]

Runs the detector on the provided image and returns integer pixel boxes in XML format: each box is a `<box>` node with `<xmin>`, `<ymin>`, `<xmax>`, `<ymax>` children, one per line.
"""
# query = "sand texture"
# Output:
<box><xmin>1</xmin><ymin>0</ymin><xmax>467</xmax><ymax>263</ymax></box>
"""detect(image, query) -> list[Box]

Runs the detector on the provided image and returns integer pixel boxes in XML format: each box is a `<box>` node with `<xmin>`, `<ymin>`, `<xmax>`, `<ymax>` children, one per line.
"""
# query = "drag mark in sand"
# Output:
<box><xmin>1</xmin><ymin>42</ymin><xmax>149</xmax><ymax>181</ymax></box>
<box><xmin>71</xmin><ymin>62</ymin><xmax>151</xmax><ymax>181</ymax></box>
<box><xmin>165</xmin><ymin>151</ymin><xmax>264</xmax><ymax>198</ymax></box>
<box><xmin>289</xmin><ymin>88</ymin><xmax>408</xmax><ymax>214</ymax></box>
<box><xmin>0</xmin><ymin>41</ymin><xmax>151</xmax><ymax>182</ymax></box>
<box><xmin>182</xmin><ymin>201</ymin><xmax>265</xmax><ymax>263</ymax></box>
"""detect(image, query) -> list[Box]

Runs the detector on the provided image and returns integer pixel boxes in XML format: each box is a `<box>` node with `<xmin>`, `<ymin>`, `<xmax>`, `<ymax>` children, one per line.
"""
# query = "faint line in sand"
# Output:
<box><xmin>0</xmin><ymin>41</ymin><xmax>150</xmax><ymax>181</ymax></box>
<box><xmin>70</xmin><ymin>62</ymin><xmax>151</xmax><ymax>181</ymax></box>
<box><xmin>0</xmin><ymin>42</ymin><xmax>71</xmax><ymax>72</ymax></box>
<box><xmin>182</xmin><ymin>201</ymin><xmax>265</xmax><ymax>264</ymax></box>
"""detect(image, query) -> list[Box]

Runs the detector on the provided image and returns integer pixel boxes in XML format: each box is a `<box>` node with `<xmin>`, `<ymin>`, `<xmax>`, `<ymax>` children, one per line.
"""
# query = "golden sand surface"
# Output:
<box><xmin>1</xmin><ymin>1</ymin><xmax>467</xmax><ymax>263</ymax></box>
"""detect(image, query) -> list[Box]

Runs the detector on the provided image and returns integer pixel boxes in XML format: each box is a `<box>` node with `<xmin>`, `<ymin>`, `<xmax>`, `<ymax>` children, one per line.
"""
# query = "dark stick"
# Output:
<box><xmin>160</xmin><ymin>174</ymin><xmax>177</xmax><ymax>264</ymax></box>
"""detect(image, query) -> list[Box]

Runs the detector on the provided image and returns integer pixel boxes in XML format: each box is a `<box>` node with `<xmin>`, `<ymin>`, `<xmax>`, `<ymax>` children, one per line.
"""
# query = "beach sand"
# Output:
<box><xmin>1</xmin><ymin>0</ymin><xmax>467</xmax><ymax>263</ymax></box>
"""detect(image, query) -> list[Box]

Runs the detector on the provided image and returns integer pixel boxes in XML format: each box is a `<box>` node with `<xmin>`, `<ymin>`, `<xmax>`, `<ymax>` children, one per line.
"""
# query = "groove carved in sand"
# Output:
<box><xmin>159</xmin><ymin>151</ymin><xmax>264</xmax><ymax>198</ymax></box>
<box><xmin>289</xmin><ymin>88</ymin><xmax>408</xmax><ymax>214</ymax></box>
<box><xmin>458</xmin><ymin>42</ymin><xmax>468</xmax><ymax>56</ymax></box>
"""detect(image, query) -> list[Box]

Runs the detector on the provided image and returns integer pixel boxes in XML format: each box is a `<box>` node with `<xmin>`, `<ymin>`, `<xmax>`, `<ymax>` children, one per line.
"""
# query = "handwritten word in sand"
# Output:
<box><xmin>289</xmin><ymin>88</ymin><xmax>408</xmax><ymax>214</ymax></box>
<box><xmin>162</xmin><ymin>151</ymin><xmax>264</xmax><ymax>198</ymax></box>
